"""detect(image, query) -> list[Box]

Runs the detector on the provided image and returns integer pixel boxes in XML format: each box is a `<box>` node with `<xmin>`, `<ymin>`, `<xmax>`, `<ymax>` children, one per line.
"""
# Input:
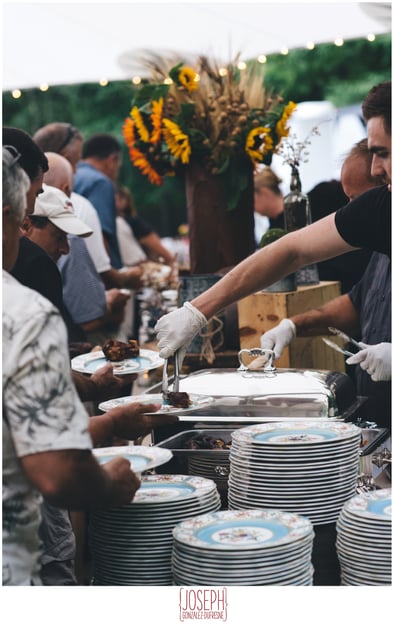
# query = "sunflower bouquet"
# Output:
<box><xmin>123</xmin><ymin>54</ymin><xmax>296</xmax><ymax>209</ymax></box>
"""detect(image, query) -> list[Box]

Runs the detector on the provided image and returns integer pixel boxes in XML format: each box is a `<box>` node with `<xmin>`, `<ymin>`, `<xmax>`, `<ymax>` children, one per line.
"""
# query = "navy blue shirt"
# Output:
<box><xmin>349</xmin><ymin>252</ymin><xmax>391</xmax><ymax>428</ymax></box>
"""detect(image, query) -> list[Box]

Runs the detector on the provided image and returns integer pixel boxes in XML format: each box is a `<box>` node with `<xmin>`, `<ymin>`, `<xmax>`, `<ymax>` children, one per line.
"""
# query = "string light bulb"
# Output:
<box><xmin>12</xmin><ymin>89</ymin><xmax>22</xmax><ymax>99</ymax></box>
<box><xmin>237</xmin><ymin>61</ymin><xmax>247</xmax><ymax>70</ymax></box>
<box><xmin>257</xmin><ymin>55</ymin><xmax>267</xmax><ymax>64</ymax></box>
<box><xmin>132</xmin><ymin>76</ymin><xmax>141</xmax><ymax>85</ymax></box>
<box><xmin>219</xmin><ymin>67</ymin><xmax>228</xmax><ymax>76</ymax></box>
<box><xmin>306</xmin><ymin>41</ymin><xmax>315</xmax><ymax>50</ymax></box>
<box><xmin>99</xmin><ymin>78</ymin><xmax>109</xmax><ymax>86</ymax></box>
<box><xmin>39</xmin><ymin>83</ymin><xmax>49</xmax><ymax>92</ymax></box>
<box><xmin>334</xmin><ymin>37</ymin><xmax>344</xmax><ymax>47</ymax></box>
<box><xmin>280</xmin><ymin>47</ymin><xmax>289</xmax><ymax>55</ymax></box>
<box><xmin>367</xmin><ymin>33</ymin><xmax>376</xmax><ymax>42</ymax></box>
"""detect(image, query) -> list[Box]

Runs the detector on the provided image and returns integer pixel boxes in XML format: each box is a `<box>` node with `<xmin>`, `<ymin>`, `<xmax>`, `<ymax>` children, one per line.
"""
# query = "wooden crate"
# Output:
<box><xmin>237</xmin><ymin>281</ymin><xmax>345</xmax><ymax>371</ymax></box>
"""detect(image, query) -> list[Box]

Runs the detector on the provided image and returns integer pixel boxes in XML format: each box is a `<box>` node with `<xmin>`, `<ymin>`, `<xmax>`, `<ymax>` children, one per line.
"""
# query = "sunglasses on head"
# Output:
<box><xmin>3</xmin><ymin>144</ymin><xmax>22</xmax><ymax>166</ymax></box>
<box><xmin>57</xmin><ymin>124</ymin><xmax>78</xmax><ymax>152</ymax></box>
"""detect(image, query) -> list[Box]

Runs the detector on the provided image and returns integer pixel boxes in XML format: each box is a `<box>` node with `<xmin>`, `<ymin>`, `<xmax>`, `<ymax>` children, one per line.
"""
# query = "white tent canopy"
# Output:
<box><xmin>2</xmin><ymin>1</ymin><xmax>391</xmax><ymax>91</ymax></box>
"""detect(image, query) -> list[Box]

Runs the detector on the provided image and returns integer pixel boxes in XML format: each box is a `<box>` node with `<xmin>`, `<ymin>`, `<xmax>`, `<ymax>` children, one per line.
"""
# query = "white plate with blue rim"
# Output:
<box><xmin>341</xmin><ymin>488</ymin><xmax>392</xmax><ymax>522</ymax></box>
<box><xmin>173</xmin><ymin>508</ymin><xmax>314</xmax><ymax>550</ymax></box>
<box><xmin>71</xmin><ymin>348</ymin><xmax>164</xmax><ymax>376</ymax></box>
<box><xmin>98</xmin><ymin>393</ymin><xmax>215</xmax><ymax>415</ymax></box>
<box><xmin>92</xmin><ymin>445</ymin><xmax>172</xmax><ymax>473</ymax></box>
<box><xmin>231</xmin><ymin>421</ymin><xmax>361</xmax><ymax>446</ymax></box>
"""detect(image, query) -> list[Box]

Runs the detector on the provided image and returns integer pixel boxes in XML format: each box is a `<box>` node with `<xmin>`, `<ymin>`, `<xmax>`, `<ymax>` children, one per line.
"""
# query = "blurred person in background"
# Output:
<box><xmin>115</xmin><ymin>185</ymin><xmax>175</xmax><ymax>267</ymax></box>
<box><xmin>308</xmin><ymin>141</ymin><xmax>375</xmax><ymax>292</ymax></box>
<box><xmin>253</xmin><ymin>166</ymin><xmax>285</xmax><ymax>246</ymax></box>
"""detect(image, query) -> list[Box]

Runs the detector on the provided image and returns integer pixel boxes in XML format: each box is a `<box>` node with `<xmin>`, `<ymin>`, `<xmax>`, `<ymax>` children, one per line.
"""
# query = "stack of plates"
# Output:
<box><xmin>228</xmin><ymin>421</ymin><xmax>362</xmax><ymax>525</ymax></box>
<box><xmin>188</xmin><ymin>454</ymin><xmax>230</xmax><ymax>490</ymax></box>
<box><xmin>336</xmin><ymin>488</ymin><xmax>392</xmax><ymax>585</ymax></box>
<box><xmin>172</xmin><ymin>508</ymin><xmax>315</xmax><ymax>585</ymax></box>
<box><xmin>89</xmin><ymin>475</ymin><xmax>221</xmax><ymax>585</ymax></box>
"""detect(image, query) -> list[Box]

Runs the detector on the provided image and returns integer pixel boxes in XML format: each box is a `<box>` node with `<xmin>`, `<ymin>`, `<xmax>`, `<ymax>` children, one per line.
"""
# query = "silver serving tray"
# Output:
<box><xmin>146</xmin><ymin>366</ymin><xmax>357</xmax><ymax>422</ymax></box>
<box><xmin>156</xmin><ymin>429</ymin><xmax>233</xmax><ymax>458</ymax></box>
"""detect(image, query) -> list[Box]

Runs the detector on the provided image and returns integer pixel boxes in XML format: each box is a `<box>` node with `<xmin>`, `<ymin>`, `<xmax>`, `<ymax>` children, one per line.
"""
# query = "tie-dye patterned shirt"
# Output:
<box><xmin>2</xmin><ymin>271</ymin><xmax>91</xmax><ymax>585</ymax></box>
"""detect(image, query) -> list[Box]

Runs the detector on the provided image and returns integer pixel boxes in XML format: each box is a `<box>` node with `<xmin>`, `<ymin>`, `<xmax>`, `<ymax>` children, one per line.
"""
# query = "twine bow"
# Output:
<box><xmin>198</xmin><ymin>316</ymin><xmax>224</xmax><ymax>364</ymax></box>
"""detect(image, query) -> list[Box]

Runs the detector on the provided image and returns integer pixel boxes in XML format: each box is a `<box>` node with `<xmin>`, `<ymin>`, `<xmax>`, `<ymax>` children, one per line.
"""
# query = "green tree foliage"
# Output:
<box><xmin>3</xmin><ymin>35</ymin><xmax>390</xmax><ymax>235</ymax></box>
<box><xmin>261</xmin><ymin>34</ymin><xmax>391</xmax><ymax>104</ymax></box>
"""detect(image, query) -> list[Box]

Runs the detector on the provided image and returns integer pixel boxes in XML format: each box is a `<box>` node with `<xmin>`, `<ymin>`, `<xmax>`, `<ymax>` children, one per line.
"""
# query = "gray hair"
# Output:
<box><xmin>2</xmin><ymin>147</ymin><xmax>30</xmax><ymax>222</ymax></box>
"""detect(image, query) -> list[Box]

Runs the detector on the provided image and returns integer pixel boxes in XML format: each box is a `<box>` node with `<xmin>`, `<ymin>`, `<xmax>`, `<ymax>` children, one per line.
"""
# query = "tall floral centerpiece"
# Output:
<box><xmin>123</xmin><ymin>55</ymin><xmax>296</xmax><ymax>273</ymax></box>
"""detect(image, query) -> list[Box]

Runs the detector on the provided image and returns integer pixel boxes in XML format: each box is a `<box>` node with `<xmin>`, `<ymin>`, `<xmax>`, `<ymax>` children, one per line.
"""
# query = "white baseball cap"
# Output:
<box><xmin>33</xmin><ymin>184</ymin><xmax>93</xmax><ymax>237</ymax></box>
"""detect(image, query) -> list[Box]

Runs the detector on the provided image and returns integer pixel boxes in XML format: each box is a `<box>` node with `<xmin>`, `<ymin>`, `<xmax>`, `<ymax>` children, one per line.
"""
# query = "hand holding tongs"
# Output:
<box><xmin>322</xmin><ymin>327</ymin><xmax>363</xmax><ymax>357</ymax></box>
<box><xmin>162</xmin><ymin>351</ymin><xmax>180</xmax><ymax>403</ymax></box>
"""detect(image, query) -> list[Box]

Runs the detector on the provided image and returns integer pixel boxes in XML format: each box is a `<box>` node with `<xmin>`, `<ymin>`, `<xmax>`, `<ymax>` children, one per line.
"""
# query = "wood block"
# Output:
<box><xmin>237</xmin><ymin>281</ymin><xmax>345</xmax><ymax>371</ymax></box>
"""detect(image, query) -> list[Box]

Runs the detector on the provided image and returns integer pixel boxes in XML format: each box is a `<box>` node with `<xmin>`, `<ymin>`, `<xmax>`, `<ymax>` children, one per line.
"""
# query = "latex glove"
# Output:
<box><xmin>155</xmin><ymin>302</ymin><xmax>207</xmax><ymax>364</ymax></box>
<box><xmin>346</xmin><ymin>342</ymin><xmax>392</xmax><ymax>382</ymax></box>
<box><xmin>260</xmin><ymin>319</ymin><xmax>296</xmax><ymax>359</ymax></box>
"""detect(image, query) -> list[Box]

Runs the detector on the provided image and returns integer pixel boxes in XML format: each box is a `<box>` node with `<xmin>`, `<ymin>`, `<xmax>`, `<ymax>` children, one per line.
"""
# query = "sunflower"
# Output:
<box><xmin>150</xmin><ymin>98</ymin><xmax>164</xmax><ymax>144</ymax></box>
<box><xmin>275</xmin><ymin>101</ymin><xmax>297</xmax><ymax>141</ymax></box>
<box><xmin>130</xmin><ymin>106</ymin><xmax>150</xmax><ymax>143</ymax></box>
<box><xmin>178</xmin><ymin>66</ymin><xmax>198</xmax><ymax>92</ymax></box>
<box><xmin>122</xmin><ymin>117</ymin><xmax>136</xmax><ymax>148</ymax></box>
<box><xmin>162</xmin><ymin>119</ymin><xmax>191</xmax><ymax>164</ymax></box>
<box><xmin>245</xmin><ymin>127</ymin><xmax>273</xmax><ymax>165</ymax></box>
<box><xmin>122</xmin><ymin>118</ymin><xmax>162</xmax><ymax>185</ymax></box>
<box><xmin>130</xmin><ymin>147</ymin><xmax>163</xmax><ymax>185</ymax></box>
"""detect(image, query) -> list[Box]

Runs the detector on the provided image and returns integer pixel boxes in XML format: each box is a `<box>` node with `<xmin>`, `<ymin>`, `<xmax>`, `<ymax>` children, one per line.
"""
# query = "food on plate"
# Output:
<box><xmin>102</xmin><ymin>339</ymin><xmax>140</xmax><ymax>362</ymax></box>
<box><xmin>167</xmin><ymin>391</ymin><xmax>191</xmax><ymax>409</ymax></box>
<box><xmin>185</xmin><ymin>434</ymin><xmax>232</xmax><ymax>450</ymax></box>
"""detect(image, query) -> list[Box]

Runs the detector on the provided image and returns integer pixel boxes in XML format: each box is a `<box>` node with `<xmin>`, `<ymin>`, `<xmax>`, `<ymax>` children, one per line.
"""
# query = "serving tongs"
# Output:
<box><xmin>322</xmin><ymin>327</ymin><xmax>363</xmax><ymax>357</ymax></box>
<box><xmin>322</xmin><ymin>338</ymin><xmax>354</xmax><ymax>357</ymax></box>
<box><xmin>328</xmin><ymin>327</ymin><xmax>363</xmax><ymax>350</ymax></box>
<box><xmin>162</xmin><ymin>351</ymin><xmax>180</xmax><ymax>404</ymax></box>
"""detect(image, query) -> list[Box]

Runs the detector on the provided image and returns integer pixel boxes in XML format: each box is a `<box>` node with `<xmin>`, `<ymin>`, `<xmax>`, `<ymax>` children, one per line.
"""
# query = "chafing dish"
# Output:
<box><xmin>146</xmin><ymin>348</ymin><xmax>359</xmax><ymax>424</ymax></box>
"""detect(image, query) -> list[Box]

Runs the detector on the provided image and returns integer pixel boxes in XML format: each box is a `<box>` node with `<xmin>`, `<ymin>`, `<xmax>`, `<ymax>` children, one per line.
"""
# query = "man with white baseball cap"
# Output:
<box><xmin>33</xmin><ymin>183</ymin><xmax>93</xmax><ymax>237</ymax></box>
<box><xmin>27</xmin><ymin>184</ymin><xmax>92</xmax><ymax>263</ymax></box>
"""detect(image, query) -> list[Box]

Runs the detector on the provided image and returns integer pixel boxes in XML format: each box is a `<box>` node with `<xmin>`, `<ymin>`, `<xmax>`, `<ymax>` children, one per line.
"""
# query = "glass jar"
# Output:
<box><xmin>283</xmin><ymin>167</ymin><xmax>320</xmax><ymax>285</ymax></box>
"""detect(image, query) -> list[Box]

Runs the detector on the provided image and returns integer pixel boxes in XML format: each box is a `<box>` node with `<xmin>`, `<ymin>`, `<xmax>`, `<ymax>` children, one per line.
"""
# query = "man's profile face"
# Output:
<box><xmin>28</xmin><ymin>221</ymin><xmax>70</xmax><ymax>262</ymax></box>
<box><xmin>367</xmin><ymin>116</ymin><xmax>392</xmax><ymax>184</ymax></box>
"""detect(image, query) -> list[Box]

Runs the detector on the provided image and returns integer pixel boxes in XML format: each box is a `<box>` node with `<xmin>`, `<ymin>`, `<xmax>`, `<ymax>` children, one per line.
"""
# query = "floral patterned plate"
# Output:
<box><xmin>71</xmin><ymin>348</ymin><xmax>164</xmax><ymax>375</ymax></box>
<box><xmin>98</xmin><ymin>393</ymin><xmax>215</xmax><ymax>415</ymax></box>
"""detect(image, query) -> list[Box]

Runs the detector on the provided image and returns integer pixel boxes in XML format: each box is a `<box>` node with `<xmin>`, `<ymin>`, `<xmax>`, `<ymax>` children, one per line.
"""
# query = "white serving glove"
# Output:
<box><xmin>155</xmin><ymin>301</ymin><xmax>208</xmax><ymax>365</ymax></box>
<box><xmin>260</xmin><ymin>318</ymin><xmax>296</xmax><ymax>360</ymax></box>
<box><xmin>346</xmin><ymin>342</ymin><xmax>392</xmax><ymax>382</ymax></box>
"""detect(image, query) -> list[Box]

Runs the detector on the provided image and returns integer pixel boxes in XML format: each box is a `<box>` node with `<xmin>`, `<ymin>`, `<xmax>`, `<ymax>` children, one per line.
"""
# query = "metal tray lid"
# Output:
<box><xmin>178</xmin><ymin>348</ymin><xmax>356</xmax><ymax>415</ymax></box>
